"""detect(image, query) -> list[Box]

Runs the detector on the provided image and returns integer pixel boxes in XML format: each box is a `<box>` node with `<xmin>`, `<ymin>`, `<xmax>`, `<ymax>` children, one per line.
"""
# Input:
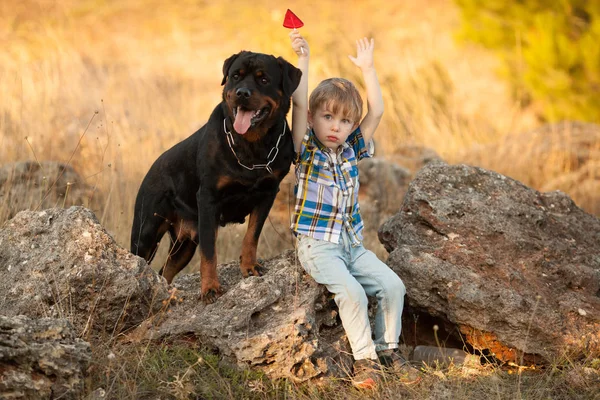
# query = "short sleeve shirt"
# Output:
<box><xmin>290</xmin><ymin>127</ymin><xmax>373</xmax><ymax>245</ymax></box>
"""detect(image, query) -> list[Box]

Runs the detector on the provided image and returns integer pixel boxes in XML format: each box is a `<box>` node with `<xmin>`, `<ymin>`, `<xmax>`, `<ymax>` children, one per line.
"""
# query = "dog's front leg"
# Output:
<box><xmin>197</xmin><ymin>188</ymin><xmax>223</xmax><ymax>303</ymax></box>
<box><xmin>239</xmin><ymin>191</ymin><xmax>277</xmax><ymax>277</ymax></box>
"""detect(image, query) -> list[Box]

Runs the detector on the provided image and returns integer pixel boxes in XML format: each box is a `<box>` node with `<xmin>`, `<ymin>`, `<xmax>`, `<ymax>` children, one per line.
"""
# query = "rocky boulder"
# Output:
<box><xmin>0</xmin><ymin>206</ymin><xmax>353</xmax><ymax>382</ymax></box>
<box><xmin>136</xmin><ymin>250</ymin><xmax>353</xmax><ymax>382</ymax></box>
<box><xmin>0</xmin><ymin>315</ymin><xmax>91</xmax><ymax>400</ymax></box>
<box><xmin>0</xmin><ymin>207</ymin><xmax>170</xmax><ymax>340</ymax></box>
<box><xmin>379</xmin><ymin>161</ymin><xmax>600</xmax><ymax>363</ymax></box>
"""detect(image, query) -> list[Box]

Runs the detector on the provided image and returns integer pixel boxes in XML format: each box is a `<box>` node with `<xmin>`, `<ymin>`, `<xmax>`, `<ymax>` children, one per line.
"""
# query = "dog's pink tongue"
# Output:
<box><xmin>233</xmin><ymin>109</ymin><xmax>253</xmax><ymax>134</ymax></box>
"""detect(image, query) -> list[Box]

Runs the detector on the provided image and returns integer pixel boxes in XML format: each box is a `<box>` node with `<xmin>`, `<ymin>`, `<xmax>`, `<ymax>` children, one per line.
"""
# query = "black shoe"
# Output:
<box><xmin>378</xmin><ymin>349</ymin><xmax>422</xmax><ymax>385</ymax></box>
<box><xmin>352</xmin><ymin>358</ymin><xmax>382</xmax><ymax>389</ymax></box>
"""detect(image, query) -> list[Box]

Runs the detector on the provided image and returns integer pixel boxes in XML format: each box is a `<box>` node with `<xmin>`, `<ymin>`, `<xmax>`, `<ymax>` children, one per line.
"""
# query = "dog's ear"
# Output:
<box><xmin>221</xmin><ymin>53</ymin><xmax>241</xmax><ymax>86</ymax></box>
<box><xmin>277</xmin><ymin>57</ymin><xmax>302</xmax><ymax>98</ymax></box>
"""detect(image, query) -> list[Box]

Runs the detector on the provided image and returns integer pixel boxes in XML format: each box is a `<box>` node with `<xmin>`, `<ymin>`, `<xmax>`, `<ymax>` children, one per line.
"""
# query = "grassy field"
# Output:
<box><xmin>0</xmin><ymin>0</ymin><xmax>542</xmax><ymax>249</ymax></box>
<box><xmin>1</xmin><ymin>0</ymin><xmax>599</xmax><ymax>398</ymax></box>
<box><xmin>88</xmin><ymin>339</ymin><xmax>600</xmax><ymax>399</ymax></box>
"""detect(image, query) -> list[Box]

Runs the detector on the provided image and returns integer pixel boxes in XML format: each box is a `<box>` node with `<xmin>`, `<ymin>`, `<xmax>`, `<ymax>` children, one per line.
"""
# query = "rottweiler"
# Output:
<box><xmin>131</xmin><ymin>51</ymin><xmax>301</xmax><ymax>303</ymax></box>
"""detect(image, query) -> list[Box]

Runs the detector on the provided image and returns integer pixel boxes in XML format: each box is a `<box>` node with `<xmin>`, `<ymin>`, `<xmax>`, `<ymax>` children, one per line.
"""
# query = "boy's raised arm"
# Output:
<box><xmin>349</xmin><ymin>38</ymin><xmax>383</xmax><ymax>145</ymax></box>
<box><xmin>289</xmin><ymin>31</ymin><xmax>310</xmax><ymax>153</ymax></box>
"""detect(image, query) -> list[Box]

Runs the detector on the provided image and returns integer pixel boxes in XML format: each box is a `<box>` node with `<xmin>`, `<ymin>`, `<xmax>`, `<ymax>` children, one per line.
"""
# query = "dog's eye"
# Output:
<box><xmin>232</xmin><ymin>73</ymin><xmax>240</xmax><ymax>80</ymax></box>
<box><xmin>258</xmin><ymin>77</ymin><xmax>269</xmax><ymax>85</ymax></box>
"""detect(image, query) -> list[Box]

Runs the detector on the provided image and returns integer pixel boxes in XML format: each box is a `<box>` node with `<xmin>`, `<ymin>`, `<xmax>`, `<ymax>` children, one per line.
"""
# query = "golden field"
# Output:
<box><xmin>0</xmin><ymin>0</ymin><xmax>540</xmax><ymax>245</ymax></box>
<box><xmin>2</xmin><ymin>0</ymin><xmax>597</xmax><ymax>255</ymax></box>
<box><xmin>1</xmin><ymin>1</ymin><xmax>599</xmax><ymax>397</ymax></box>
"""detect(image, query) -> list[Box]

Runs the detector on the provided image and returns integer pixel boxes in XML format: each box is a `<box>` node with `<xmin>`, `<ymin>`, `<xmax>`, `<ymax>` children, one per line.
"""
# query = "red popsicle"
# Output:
<box><xmin>283</xmin><ymin>9</ymin><xmax>304</xmax><ymax>29</ymax></box>
<box><xmin>283</xmin><ymin>9</ymin><xmax>304</xmax><ymax>54</ymax></box>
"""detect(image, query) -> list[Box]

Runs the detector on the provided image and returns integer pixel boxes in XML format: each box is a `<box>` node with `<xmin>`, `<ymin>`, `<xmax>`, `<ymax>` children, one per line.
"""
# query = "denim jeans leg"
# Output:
<box><xmin>347</xmin><ymin>243</ymin><xmax>406</xmax><ymax>352</ymax></box>
<box><xmin>296</xmin><ymin>235</ymin><xmax>378</xmax><ymax>360</ymax></box>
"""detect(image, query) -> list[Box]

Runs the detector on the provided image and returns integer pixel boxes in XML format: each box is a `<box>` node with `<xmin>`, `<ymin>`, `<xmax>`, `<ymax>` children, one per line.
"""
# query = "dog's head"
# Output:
<box><xmin>221</xmin><ymin>51</ymin><xmax>301</xmax><ymax>139</ymax></box>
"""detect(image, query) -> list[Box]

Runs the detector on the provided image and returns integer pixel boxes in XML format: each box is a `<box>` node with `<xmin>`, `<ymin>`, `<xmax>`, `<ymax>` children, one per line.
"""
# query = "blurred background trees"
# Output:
<box><xmin>455</xmin><ymin>0</ymin><xmax>600</xmax><ymax>122</ymax></box>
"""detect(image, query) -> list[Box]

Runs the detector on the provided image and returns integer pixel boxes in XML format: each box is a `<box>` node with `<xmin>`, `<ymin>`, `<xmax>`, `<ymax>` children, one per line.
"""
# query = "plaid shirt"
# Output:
<box><xmin>291</xmin><ymin>127</ymin><xmax>373</xmax><ymax>245</ymax></box>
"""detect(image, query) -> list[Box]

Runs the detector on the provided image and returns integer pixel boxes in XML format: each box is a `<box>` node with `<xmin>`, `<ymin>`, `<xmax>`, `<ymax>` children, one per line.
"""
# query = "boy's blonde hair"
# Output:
<box><xmin>309</xmin><ymin>78</ymin><xmax>363</xmax><ymax>125</ymax></box>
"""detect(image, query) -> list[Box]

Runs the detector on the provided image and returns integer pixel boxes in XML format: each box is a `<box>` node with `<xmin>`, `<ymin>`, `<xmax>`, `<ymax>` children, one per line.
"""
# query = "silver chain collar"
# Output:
<box><xmin>223</xmin><ymin>118</ymin><xmax>286</xmax><ymax>174</ymax></box>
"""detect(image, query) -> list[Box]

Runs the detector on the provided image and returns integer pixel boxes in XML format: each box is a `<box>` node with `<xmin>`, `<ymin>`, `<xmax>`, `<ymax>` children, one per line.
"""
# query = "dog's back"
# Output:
<box><xmin>130</xmin><ymin>130</ymin><xmax>202</xmax><ymax>260</ymax></box>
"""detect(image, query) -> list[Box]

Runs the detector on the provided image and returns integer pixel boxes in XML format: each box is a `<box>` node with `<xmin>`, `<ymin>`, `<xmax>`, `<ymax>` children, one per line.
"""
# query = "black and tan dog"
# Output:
<box><xmin>131</xmin><ymin>51</ymin><xmax>301</xmax><ymax>302</ymax></box>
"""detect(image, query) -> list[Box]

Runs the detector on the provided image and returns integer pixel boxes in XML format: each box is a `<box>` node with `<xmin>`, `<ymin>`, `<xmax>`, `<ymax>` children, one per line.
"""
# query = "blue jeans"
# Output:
<box><xmin>296</xmin><ymin>230</ymin><xmax>406</xmax><ymax>360</ymax></box>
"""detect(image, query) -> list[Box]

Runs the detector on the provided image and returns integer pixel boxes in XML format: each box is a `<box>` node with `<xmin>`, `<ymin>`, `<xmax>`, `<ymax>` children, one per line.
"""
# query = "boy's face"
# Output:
<box><xmin>308</xmin><ymin>105</ymin><xmax>358</xmax><ymax>150</ymax></box>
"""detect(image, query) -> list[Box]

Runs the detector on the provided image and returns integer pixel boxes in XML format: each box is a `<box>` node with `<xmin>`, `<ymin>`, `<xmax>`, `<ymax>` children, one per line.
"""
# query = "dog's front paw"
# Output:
<box><xmin>240</xmin><ymin>261</ymin><xmax>264</xmax><ymax>278</ymax></box>
<box><xmin>200</xmin><ymin>285</ymin><xmax>224</xmax><ymax>304</ymax></box>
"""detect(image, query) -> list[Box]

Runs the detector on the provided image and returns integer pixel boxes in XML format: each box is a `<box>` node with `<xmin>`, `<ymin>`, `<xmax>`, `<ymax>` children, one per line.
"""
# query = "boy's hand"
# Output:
<box><xmin>350</xmin><ymin>37</ymin><xmax>382</xmax><ymax>144</ymax></box>
<box><xmin>289</xmin><ymin>30</ymin><xmax>309</xmax><ymax>58</ymax></box>
<box><xmin>348</xmin><ymin>37</ymin><xmax>374</xmax><ymax>70</ymax></box>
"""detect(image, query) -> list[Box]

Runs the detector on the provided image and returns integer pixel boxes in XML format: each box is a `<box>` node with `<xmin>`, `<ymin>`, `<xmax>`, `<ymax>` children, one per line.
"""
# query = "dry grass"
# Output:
<box><xmin>1</xmin><ymin>0</ymin><xmax>599</xmax><ymax>398</ymax></box>
<box><xmin>3</xmin><ymin>0</ymin><xmax>594</xmax><ymax>259</ymax></box>
<box><xmin>87</xmin><ymin>338</ymin><xmax>600</xmax><ymax>399</ymax></box>
<box><xmin>0</xmin><ymin>0</ymin><xmax>546</xmax><ymax>257</ymax></box>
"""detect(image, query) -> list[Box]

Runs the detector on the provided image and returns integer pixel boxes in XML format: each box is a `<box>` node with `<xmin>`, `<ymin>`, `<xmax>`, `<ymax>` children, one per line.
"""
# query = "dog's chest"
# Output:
<box><xmin>217</xmin><ymin>174</ymin><xmax>279</xmax><ymax>205</ymax></box>
<box><xmin>215</xmin><ymin>174</ymin><xmax>281</xmax><ymax>225</ymax></box>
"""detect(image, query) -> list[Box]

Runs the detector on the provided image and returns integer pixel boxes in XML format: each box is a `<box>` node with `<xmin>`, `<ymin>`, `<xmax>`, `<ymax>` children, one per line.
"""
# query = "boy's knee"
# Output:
<box><xmin>395</xmin><ymin>276</ymin><xmax>406</xmax><ymax>295</ymax></box>
<box><xmin>341</xmin><ymin>281</ymin><xmax>369</xmax><ymax>308</ymax></box>
<box><xmin>384</xmin><ymin>274</ymin><xmax>406</xmax><ymax>298</ymax></box>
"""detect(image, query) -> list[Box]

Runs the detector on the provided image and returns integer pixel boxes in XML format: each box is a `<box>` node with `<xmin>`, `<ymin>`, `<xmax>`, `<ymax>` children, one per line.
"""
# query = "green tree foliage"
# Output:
<box><xmin>455</xmin><ymin>0</ymin><xmax>600</xmax><ymax>122</ymax></box>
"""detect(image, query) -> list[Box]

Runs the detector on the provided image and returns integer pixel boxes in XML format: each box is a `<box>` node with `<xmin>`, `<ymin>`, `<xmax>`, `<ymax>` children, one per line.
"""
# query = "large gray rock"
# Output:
<box><xmin>0</xmin><ymin>315</ymin><xmax>91</xmax><ymax>400</ymax></box>
<box><xmin>379</xmin><ymin>161</ymin><xmax>600</xmax><ymax>363</ymax></box>
<box><xmin>0</xmin><ymin>206</ymin><xmax>352</xmax><ymax>382</ymax></box>
<box><xmin>0</xmin><ymin>207</ymin><xmax>170</xmax><ymax>339</ymax></box>
<box><xmin>137</xmin><ymin>250</ymin><xmax>353</xmax><ymax>382</ymax></box>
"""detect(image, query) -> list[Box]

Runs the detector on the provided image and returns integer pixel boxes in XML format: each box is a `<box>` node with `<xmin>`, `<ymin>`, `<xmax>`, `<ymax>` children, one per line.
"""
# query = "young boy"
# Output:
<box><xmin>289</xmin><ymin>32</ymin><xmax>420</xmax><ymax>389</ymax></box>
